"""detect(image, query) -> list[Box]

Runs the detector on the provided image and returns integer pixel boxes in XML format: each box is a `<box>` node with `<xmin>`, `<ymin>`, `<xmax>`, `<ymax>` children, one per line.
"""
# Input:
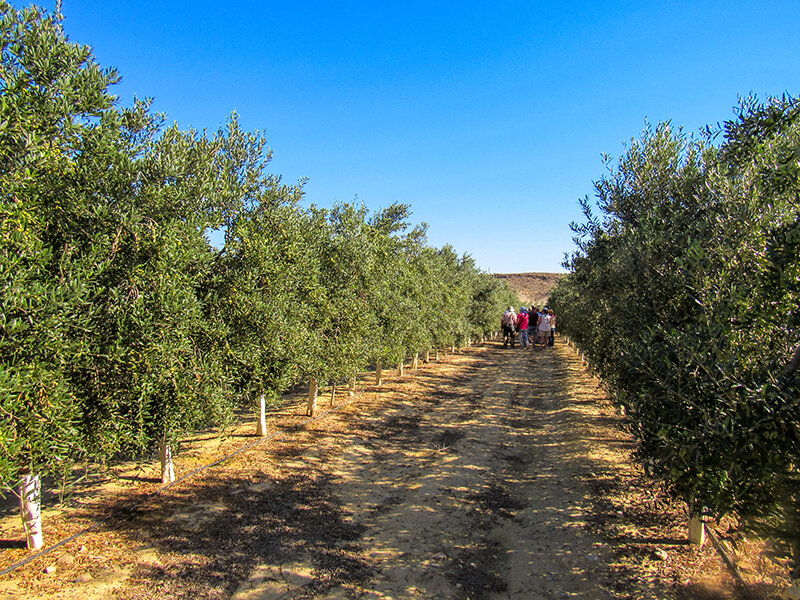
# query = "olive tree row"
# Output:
<box><xmin>0</xmin><ymin>2</ymin><xmax>516</xmax><ymax>548</ymax></box>
<box><xmin>550</xmin><ymin>96</ymin><xmax>800</xmax><ymax>566</ymax></box>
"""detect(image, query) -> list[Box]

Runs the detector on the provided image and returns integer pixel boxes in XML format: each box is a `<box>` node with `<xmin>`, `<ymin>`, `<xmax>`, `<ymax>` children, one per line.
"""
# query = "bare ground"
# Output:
<box><xmin>0</xmin><ymin>338</ymin><xmax>785</xmax><ymax>599</ymax></box>
<box><xmin>493</xmin><ymin>273</ymin><xmax>563</xmax><ymax>307</ymax></box>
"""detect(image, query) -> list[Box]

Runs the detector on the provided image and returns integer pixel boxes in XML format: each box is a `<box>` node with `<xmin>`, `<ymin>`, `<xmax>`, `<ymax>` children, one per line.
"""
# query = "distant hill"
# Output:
<box><xmin>494</xmin><ymin>272</ymin><xmax>564</xmax><ymax>307</ymax></box>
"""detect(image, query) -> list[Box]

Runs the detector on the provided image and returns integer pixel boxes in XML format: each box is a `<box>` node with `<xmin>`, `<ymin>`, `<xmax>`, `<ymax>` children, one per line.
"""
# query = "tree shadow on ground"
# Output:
<box><xmin>95</xmin><ymin>471</ymin><xmax>372</xmax><ymax>599</ymax></box>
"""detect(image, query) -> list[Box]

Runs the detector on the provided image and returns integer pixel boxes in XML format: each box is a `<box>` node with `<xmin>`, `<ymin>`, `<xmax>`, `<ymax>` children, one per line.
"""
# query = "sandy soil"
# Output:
<box><xmin>0</xmin><ymin>338</ymin><xmax>784</xmax><ymax>599</ymax></box>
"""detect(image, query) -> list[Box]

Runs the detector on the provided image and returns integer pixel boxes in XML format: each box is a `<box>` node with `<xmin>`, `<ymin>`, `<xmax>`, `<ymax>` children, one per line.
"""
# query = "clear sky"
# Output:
<box><xmin>29</xmin><ymin>1</ymin><xmax>800</xmax><ymax>273</ymax></box>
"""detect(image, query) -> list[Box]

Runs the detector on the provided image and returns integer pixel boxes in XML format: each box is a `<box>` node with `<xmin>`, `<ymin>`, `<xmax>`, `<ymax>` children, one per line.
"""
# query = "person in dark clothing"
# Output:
<box><xmin>501</xmin><ymin>307</ymin><xmax>517</xmax><ymax>347</ymax></box>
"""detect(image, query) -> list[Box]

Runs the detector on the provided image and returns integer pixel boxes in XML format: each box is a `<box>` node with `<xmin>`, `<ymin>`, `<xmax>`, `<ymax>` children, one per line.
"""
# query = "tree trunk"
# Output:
<box><xmin>19</xmin><ymin>471</ymin><xmax>43</xmax><ymax>550</ymax></box>
<box><xmin>159</xmin><ymin>436</ymin><xmax>175</xmax><ymax>484</ymax></box>
<box><xmin>397</xmin><ymin>362</ymin><xmax>404</xmax><ymax>377</ymax></box>
<box><xmin>256</xmin><ymin>394</ymin><xmax>267</xmax><ymax>437</ymax></box>
<box><xmin>306</xmin><ymin>378</ymin><xmax>318</xmax><ymax>416</ymax></box>
<box><xmin>349</xmin><ymin>376</ymin><xmax>357</xmax><ymax>396</ymax></box>
<box><xmin>435</xmin><ymin>349</ymin><xmax>440</xmax><ymax>360</ymax></box>
<box><xmin>412</xmin><ymin>353</ymin><xmax>419</xmax><ymax>370</ymax></box>
<box><xmin>425</xmin><ymin>349</ymin><xmax>430</xmax><ymax>363</ymax></box>
<box><xmin>330</xmin><ymin>382</ymin><xmax>336</xmax><ymax>406</ymax></box>
<box><xmin>375</xmin><ymin>361</ymin><xmax>382</xmax><ymax>386</ymax></box>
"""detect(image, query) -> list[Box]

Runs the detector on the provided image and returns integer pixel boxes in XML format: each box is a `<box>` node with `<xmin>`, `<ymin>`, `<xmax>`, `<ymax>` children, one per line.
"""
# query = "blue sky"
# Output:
<box><xmin>36</xmin><ymin>1</ymin><xmax>800</xmax><ymax>272</ymax></box>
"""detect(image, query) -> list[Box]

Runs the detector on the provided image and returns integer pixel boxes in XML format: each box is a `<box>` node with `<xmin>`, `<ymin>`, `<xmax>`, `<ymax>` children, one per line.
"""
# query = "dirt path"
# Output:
<box><xmin>307</xmin><ymin>342</ymin><xmax>615</xmax><ymax>599</ymax></box>
<box><xmin>0</xmin><ymin>338</ymin><xmax>765</xmax><ymax>599</ymax></box>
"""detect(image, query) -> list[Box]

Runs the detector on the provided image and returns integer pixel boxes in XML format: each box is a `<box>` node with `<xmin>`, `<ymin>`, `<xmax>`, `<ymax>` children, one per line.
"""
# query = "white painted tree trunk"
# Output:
<box><xmin>349</xmin><ymin>376</ymin><xmax>357</xmax><ymax>396</ymax></box>
<box><xmin>689</xmin><ymin>515</ymin><xmax>706</xmax><ymax>546</ymax></box>
<box><xmin>425</xmin><ymin>349</ymin><xmax>430</xmax><ymax>363</ymax></box>
<box><xmin>19</xmin><ymin>471</ymin><xmax>43</xmax><ymax>550</ymax></box>
<box><xmin>435</xmin><ymin>349</ymin><xmax>440</xmax><ymax>360</ymax></box>
<box><xmin>783</xmin><ymin>580</ymin><xmax>800</xmax><ymax>600</ymax></box>
<box><xmin>412</xmin><ymin>353</ymin><xmax>419</xmax><ymax>370</ymax></box>
<box><xmin>159</xmin><ymin>437</ymin><xmax>175</xmax><ymax>484</ymax></box>
<box><xmin>306</xmin><ymin>378</ymin><xmax>318</xmax><ymax>416</ymax></box>
<box><xmin>397</xmin><ymin>362</ymin><xmax>404</xmax><ymax>377</ymax></box>
<box><xmin>451</xmin><ymin>344</ymin><xmax>456</xmax><ymax>354</ymax></box>
<box><xmin>256</xmin><ymin>394</ymin><xmax>267</xmax><ymax>437</ymax></box>
<box><xmin>375</xmin><ymin>361</ymin><xmax>382</xmax><ymax>386</ymax></box>
<box><xmin>330</xmin><ymin>382</ymin><xmax>336</xmax><ymax>406</ymax></box>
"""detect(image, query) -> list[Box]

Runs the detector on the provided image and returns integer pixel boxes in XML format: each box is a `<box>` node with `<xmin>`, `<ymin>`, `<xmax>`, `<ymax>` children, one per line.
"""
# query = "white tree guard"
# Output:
<box><xmin>159</xmin><ymin>437</ymin><xmax>175</xmax><ymax>484</ymax></box>
<box><xmin>689</xmin><ymin>516</ymin><xmax>706</xmax><ymax>546</ymax></box>
<box><xmin>256</xmin><ymin>395</ymin><xmax>267</xmax><ymax>437</ymax></box>
<box><xmin>306</xmin><ymin>378</ymin><xmax>318</xmax><ymax>416</ymax></box>
<box><xmin>783</xmin><ymin>580</ymin><xmax>800</xmax><ymax>600</ymax></box>
<box><xmin>19</xmin><ymin>472</ymin><xmax>43</xmax><ymax>550</ymax></box>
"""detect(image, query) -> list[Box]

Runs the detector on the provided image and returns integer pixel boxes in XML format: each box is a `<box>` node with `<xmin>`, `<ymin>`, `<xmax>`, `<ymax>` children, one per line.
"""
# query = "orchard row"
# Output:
<box><xmin>550</xmin><ymin>96</ymin><xmax>800</xmax><ymax>562</ymax></box>
<box><xmin>0</xmin><ymin>0</ymin><xmax>517</xmax><ymax>546</ymax></box>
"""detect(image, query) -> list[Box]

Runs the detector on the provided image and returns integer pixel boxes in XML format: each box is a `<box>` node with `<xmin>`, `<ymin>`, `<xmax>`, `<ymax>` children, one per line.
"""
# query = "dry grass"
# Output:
<box><xmin>494</xmin><ymin>271</ymin><xmax>564</xmax><ymax>306</ymax></box>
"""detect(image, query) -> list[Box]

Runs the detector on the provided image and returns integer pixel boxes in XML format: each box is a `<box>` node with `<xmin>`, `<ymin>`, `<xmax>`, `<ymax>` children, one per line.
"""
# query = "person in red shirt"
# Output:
<box><xmin>517</xmin><ymin>308</ymin><xmax>530</xmax><ymax>348</ymax></box>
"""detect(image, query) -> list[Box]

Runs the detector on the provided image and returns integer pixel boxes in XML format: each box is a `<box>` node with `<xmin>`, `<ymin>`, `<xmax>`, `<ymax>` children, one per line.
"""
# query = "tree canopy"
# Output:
<box><xmin>550</xmin><ymin>96</ymin><xmax>800</xmax><ymax>557</ymax></box>
<box><xmin>0</xmin><ymin>1</ymin><xmax>517</xmax><ymax>491</ymax></box>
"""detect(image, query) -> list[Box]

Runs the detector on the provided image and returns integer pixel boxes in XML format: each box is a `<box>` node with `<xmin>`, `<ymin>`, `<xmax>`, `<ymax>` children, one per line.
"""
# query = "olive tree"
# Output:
<box><xmin>552</xmin><ymin>97</ymin><xmax>800</xmax><ymax>565</ymax></box>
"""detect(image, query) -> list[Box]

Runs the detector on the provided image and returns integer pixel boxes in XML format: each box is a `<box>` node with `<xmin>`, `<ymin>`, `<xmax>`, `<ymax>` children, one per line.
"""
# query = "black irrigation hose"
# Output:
<box><xmin>705</xmin><ymin>524</ymin><xmax>747</xmax><ymax>587</ymax></box>
<box><xmin>0</xmin><ymin>381</ymin><xmax>382</xmax><ymax>578</ymax></box>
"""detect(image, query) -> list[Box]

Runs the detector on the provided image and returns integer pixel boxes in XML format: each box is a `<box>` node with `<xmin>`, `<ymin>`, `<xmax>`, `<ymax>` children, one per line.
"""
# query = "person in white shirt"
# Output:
<box><xmin>537</xmin><ymin>309</ymin><xmax>552</xmax><ymax>348</ymax></box>
<box><xmin>501</xmin><ymin>307</ymin><xmax>517</xmax><ymax>348</ymax></box>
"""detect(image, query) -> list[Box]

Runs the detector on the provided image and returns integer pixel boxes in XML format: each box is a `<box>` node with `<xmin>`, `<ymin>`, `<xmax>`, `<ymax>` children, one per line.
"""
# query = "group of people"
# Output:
<box><xmin>500</xmin><ymin>306</ymin><xmax>556</xmax><ymax>349</ymax></box>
